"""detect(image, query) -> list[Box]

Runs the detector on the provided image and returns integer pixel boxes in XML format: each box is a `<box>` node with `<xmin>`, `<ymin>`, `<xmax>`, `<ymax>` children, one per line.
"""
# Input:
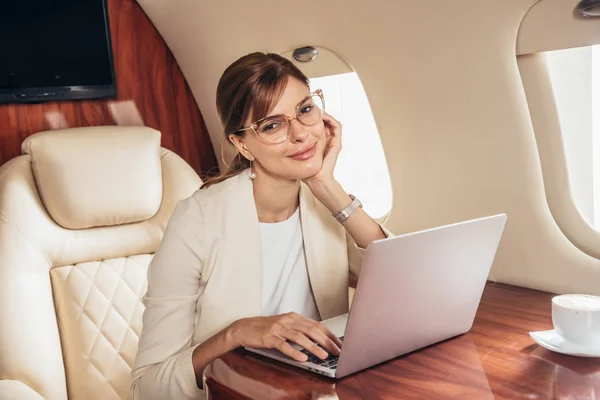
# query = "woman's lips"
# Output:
<box><xmin>289</xmin><ymin>143</ymin><xmax>317</xmax><ymax>161</ymax></box>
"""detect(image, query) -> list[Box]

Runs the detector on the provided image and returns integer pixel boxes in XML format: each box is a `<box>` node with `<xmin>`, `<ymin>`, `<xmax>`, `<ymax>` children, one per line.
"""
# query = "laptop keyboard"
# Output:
<box><xmin>300</xmin><ymin>336</ymin><xmax>343</xmax><ymax>369</ymax></box>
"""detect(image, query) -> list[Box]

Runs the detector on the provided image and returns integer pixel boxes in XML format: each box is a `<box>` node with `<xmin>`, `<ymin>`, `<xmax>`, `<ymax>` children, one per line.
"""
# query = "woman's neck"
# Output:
<box><xmin>252</xmin><ymin>172</ymin><xmax>300</xmax><ymax>223</ymax></box>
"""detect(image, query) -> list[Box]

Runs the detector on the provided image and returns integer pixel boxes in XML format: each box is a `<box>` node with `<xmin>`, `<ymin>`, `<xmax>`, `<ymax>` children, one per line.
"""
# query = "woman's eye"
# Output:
<box><xmin>299</xmin><ymin>105</ymin><xmax>314</xmax><ymax>115</ymax></box>
<box><xmin>262</xmin><ymin>122</ymin><xmax>279</xmax><ymax>132</ymax></box>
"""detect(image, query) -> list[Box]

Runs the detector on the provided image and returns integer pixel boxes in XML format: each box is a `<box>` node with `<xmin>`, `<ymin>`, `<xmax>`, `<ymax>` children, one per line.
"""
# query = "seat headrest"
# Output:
<box><xmin>22</xmin><ymin>126</ymin><xmax>163</xmax><ymax>230</ymax></box>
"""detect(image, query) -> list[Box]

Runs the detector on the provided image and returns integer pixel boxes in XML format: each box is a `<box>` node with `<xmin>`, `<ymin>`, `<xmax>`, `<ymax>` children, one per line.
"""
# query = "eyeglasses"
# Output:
<box><xmin>236</xmin><ymin>89</ymin><xmax>325</xmax><ymax>144</ymax></box>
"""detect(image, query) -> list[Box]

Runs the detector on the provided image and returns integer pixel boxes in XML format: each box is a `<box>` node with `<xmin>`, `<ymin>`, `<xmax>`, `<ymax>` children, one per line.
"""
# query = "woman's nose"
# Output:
<box><xmin>289</xmin><ymin>119</ymin><xmax>308</xmax><ymax>142</ymax></box>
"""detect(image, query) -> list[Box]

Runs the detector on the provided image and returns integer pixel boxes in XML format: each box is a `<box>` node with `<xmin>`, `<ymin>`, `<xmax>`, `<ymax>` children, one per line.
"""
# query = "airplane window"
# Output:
<box><xmin>309</xmin><ymin>72</ymin><xmax>393</xmax><ymax>220</ymax></box>
<box><xmin>545</xmin><ymin>44</ymin><xmax>600</xmax><ymax>228</ymax></box>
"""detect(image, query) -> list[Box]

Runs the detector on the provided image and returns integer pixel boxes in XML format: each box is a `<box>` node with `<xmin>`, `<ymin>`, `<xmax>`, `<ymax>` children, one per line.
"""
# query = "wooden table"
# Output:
<box><xmin>204</xmin><ymin>283</ymin><xmax>600</xmax><ymax>399</ymax></box>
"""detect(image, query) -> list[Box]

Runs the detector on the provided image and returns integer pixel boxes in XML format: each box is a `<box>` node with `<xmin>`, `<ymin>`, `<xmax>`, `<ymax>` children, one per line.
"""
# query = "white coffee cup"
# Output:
<box><xmin>552</xmin><ymin>294</ymin><xmax>600</xmax><ymax>347</ymax></box>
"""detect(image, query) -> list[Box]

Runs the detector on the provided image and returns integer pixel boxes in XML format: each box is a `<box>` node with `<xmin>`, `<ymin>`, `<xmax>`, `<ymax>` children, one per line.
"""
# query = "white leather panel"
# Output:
<box><xmin>51</xmin><ymin>256</ymin><xmax>151</xmax><ymax>400</ymax></box>
<box><xmin>0</xmin><ymin>210</ymin><xmax>68</xmax><ymax>400</ymax></box>
<box><xmin>21</xmin><ymin>126</ymin><xmax>163</xmax><ymax>230</ymax></box>
<box><xmin>0</xmin><ymin>380</ymin><xmax>45</xmax><ymax>400</ymax></box>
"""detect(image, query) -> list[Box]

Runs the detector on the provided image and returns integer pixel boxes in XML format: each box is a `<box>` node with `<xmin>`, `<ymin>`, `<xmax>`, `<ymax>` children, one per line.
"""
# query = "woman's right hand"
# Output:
<box><xmin>226</xmin><ymin>312</ymin><xmax>343</xmax><ymax>362</ymax></box>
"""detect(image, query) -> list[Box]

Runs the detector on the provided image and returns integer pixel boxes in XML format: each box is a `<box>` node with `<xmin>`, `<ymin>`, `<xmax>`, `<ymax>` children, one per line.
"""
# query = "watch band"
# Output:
<box><xmin>333</xmin><ymin>194</ymin><xmax>362</xmax><ymax>223</ymax></box>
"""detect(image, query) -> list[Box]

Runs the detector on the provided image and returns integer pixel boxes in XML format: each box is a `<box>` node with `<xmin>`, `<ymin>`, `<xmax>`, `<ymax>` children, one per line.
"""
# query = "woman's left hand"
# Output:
<box><xmin>304</xmin><ymin>112</ymin><xmax>342</xmax><ymax>186</ymax></box>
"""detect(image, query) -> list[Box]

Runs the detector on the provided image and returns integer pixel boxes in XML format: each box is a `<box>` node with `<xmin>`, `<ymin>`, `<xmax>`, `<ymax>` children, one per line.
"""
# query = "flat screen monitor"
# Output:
<box><xmin>0</xmin><ymin>0</ymin><xmax>117</xmax><ymax>104</ymax></box>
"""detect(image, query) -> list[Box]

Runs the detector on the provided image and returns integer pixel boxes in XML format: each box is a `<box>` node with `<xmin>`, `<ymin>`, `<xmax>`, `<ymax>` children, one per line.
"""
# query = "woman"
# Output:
<box><xmin>132</xmin><ymin>52</ymin><xmax>392</xmax><ymax>399</ymax></box>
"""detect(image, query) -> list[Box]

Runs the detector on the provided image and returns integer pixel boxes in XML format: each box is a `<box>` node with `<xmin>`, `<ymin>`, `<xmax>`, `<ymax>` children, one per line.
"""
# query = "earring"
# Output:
<box><xmin>249</xmin><ymin>160</ymin><xmax>256</xmax><ymax>179</ymax></box>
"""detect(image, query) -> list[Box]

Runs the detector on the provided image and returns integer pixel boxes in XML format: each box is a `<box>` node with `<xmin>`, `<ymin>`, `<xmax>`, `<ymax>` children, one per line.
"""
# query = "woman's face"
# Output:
<box><xmin>230</xmin><ymin>78</ymin><xmax>327</xmax><ymax>182</ymax></box>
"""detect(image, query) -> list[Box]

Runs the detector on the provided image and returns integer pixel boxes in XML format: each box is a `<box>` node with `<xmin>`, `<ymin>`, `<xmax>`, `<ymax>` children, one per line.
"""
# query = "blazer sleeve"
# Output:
<box><xmin>347</xmin><ymin>224</ymin><xmax>394</xmax><ymax>279</ymax></box>
<box><xmin>131</xmin><ymin>198</ymin><xmax>206</xmax><ymax>400</ymax></box>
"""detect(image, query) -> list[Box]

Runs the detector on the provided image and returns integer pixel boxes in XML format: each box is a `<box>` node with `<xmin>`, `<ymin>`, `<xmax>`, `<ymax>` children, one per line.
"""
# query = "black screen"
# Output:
<box><xmin>0</xmin><ymin>0</ymin><xmax>115</xmax><ymax>98</ymax></box>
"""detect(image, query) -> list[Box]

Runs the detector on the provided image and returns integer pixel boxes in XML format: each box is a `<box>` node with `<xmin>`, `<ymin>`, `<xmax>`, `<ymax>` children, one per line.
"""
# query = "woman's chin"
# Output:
<box><xmin>278</xmin><ymin>167</ymin><xmax>322</xmax><ymax>182</ymax></box>
<box><xmin>270</xmin><ymin>158</ymin><xmax>323</xmax><ymax>181</ymax></box>
<box><xmin>295</xmin><ymin>160</ymin><xmax>323</xmax><ymax>180</ymax></box>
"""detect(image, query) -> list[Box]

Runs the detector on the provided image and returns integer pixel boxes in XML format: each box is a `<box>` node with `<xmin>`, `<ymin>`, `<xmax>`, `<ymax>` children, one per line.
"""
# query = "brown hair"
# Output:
<box><xmin>201</xmin><ymin>52</ymin><xmax>310</xmax><ymax>188</ymax></box>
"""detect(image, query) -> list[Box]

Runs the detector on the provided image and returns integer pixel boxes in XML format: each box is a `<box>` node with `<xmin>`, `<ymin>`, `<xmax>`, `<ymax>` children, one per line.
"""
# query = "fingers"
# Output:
<box><xmin>321</xmin><ymin>113</ymin><xmax>342</xmax><ymax>150</ymax></box>
<box><xmin>313</xmin><ymin>323</ymin><xmax>343</xmax><ymax>354</ymax></box>
<box><xmin>322</xmin><ymin>112</ymin><xmax>341</xmax><ymax>128</ymax></box>
<box><xmin>303</xmin><ymin>317</ymin><xmax>342</xmax><ymax>349</ymax></box>
<box><xmin>328</xmin><ymin>329</ymin><xmax>344</xmax><ymax>348</ymax></box>
<box><xmin>272</xmin><ymin>337</ymin><xmax>308</xmax><ymax>362</ymax></box>
<box><xmin>286</xmin><ymin>313</ymin><xmax>341</xmax><ymax>341</ymax></box>
<box><xmin>281</xmin><ymin>313</ymin><xmax>341</xmax><ymax>357</ymax></box>
<box><xmin>291</xmin><ymin>321</ymin><xmax>341</xmax><ymax>357</ymax></box>
<box><xmin>281</xmin><ymin>326</ymin><xmax>328</xmax><ymax>360</ymax></box>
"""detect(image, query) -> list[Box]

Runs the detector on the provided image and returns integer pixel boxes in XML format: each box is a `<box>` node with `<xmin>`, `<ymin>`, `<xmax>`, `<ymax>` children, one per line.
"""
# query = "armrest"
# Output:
<box><xmin>0</xmin><ymin>380</ymin><xmax>44</xmax><ymax>400</ymax></box>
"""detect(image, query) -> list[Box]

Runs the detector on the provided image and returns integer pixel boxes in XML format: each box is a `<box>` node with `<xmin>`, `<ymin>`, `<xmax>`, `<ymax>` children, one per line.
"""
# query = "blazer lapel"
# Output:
<box><xmin>299</xmin><ymin>183</ymin><xmax>349</xmax><ymax>320</ymax></box>
<box><xmin>230</xmin><ymin>170</ymin><xmax>263</xmax><ymax>317</ymax></box>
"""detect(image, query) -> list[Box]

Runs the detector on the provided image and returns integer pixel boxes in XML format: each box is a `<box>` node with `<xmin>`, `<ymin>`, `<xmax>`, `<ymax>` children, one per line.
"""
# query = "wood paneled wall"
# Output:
<box><xmin>0</xmin><ymin>0</ymin><xmax>218</xmax><ymax>178</ymax></box>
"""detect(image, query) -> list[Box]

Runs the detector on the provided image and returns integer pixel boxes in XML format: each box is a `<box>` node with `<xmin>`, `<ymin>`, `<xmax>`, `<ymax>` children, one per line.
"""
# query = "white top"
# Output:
<box><xmin>260</xmin><ymin>208</ymin><xmax>321</xmax><ymax>320</ymax></box>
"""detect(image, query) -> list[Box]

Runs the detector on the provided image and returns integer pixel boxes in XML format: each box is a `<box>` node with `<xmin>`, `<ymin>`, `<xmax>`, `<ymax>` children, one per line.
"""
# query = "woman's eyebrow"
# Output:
<box><xmin>262</xmin><ymin>94</ymin><xmax>311</xmax><ymax>120</ymax></box>
<box><xmin>261</xmin><ymin>113</ymin><xmax>285</xmax><ymax>120</ymax></box>
<box><xmin>297</xmin><ymin>94</ymin><xmax>311</xmax><ymax>106</ymax></box>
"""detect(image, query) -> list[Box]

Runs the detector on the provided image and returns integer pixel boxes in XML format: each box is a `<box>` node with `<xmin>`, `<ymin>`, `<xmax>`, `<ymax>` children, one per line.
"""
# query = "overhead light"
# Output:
<box><xmin>575</xmin><ymin>0</ymin><xmax>600</xmax><ymax>17</ymax></box>
<box><xmin>293</xmin><ymin>46</ymin><xmax>319</xmax><ymax>62</ymax></box>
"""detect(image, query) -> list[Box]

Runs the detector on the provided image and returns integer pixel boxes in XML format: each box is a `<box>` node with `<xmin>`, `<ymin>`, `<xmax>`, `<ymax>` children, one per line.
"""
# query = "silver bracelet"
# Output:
<box><xmin>333</xmin><ymin>194</ymin><xmax>362</xmax><ymax>223</ymax></box>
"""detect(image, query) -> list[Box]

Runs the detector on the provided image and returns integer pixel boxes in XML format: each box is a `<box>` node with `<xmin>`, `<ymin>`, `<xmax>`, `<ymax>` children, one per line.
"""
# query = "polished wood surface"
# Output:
<box><xmin>205</xmin><ymin>283</ymin><xmax>600</xmax><ymax>399</ymax></box>
<box><xmin>0</xmin><ymin>0</ymin><xmax>218</xmax><ymax>177</ymax></box>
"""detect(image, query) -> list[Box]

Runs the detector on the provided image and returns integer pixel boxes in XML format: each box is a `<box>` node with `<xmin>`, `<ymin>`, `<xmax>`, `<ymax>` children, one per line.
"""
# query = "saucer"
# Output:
<box><xmin>529</xmin><ymin>329</ymin><xmax>600</xmax><ymax>358</ymax></box>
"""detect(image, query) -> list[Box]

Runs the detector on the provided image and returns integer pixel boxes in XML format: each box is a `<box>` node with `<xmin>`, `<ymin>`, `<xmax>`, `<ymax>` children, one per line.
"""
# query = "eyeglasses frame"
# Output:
<box><xmin>235</xmin><ymin>88</ymin><xmax>325</xmax><ymax>144</ymax></box>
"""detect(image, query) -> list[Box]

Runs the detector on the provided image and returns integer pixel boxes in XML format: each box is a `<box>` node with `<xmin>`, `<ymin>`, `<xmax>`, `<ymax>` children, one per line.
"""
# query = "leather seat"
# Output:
<box><xmin>0</xmin><ymin>126</ymin><xmax>202</xmax><ymax>400</ymax></box>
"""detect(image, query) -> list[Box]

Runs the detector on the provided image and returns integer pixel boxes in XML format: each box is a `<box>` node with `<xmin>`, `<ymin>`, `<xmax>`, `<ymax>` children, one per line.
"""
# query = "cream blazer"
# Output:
<box><xmin>131</xmin><ymin>169</ymin><xmax>391</xmax><ymax>400</ymax></box>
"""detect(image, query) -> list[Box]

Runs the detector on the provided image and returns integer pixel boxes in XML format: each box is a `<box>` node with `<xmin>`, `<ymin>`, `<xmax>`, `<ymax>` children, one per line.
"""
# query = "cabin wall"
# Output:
<box><xmin>137</xmin><ymin>0</ymin><xmax>600</xmax><ymax>296</ymax></box>
<box><xmin>0</xmin><ymin>0</ymin><xmax>218</xmax><ymax>177</ymax></box>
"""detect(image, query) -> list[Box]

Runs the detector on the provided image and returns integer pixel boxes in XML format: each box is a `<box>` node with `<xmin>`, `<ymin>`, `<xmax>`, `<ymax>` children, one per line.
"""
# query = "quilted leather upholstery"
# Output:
<box><xmin>0</xmin><ymin>127</ymin><xmax>202</xmax><ymax>400</ymax></box>
<box><xmin>51</xmin><ymin>256</ymin><xmax>151</xmax><ymax>400</ymax></box>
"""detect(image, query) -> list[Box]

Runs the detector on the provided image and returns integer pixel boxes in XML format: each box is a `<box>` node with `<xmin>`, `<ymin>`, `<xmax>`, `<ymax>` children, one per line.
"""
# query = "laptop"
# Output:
<box><xmin>245</xmin><ymin>213</ymin><xmax>507</xmax><ymax>378</ymax></box>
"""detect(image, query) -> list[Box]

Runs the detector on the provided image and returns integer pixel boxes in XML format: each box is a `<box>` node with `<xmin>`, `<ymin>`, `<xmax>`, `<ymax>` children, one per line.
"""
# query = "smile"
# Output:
<box><xmin>288</xmin><ymin>143</ymin><xmax>317</xmax><ymax>161</ymax></box>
